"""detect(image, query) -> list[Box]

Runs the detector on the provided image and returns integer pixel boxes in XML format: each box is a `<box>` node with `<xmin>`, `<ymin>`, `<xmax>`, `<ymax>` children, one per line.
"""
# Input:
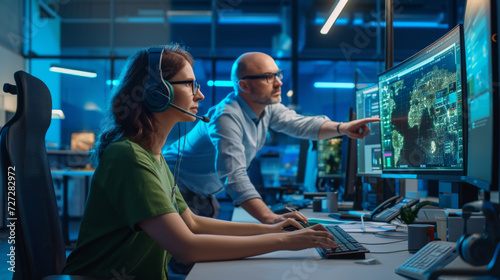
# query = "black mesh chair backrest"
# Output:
<box><xmin>1</xmin><ymin>71</ymin><xmax>66</xmax><ymax>279</ymax></box>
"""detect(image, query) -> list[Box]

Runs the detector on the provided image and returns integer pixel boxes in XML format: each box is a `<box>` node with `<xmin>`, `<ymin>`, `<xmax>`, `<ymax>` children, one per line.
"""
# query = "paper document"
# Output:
<box><xmin>339</xmin><ymin>221</ymin><xmax>396</xmax><ymax>233</ymax></box>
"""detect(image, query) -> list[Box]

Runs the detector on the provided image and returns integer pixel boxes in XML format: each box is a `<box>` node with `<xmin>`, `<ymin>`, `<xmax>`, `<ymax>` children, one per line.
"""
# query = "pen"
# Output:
<box><xmin>285</xmin><ymin>206</ymin><xmax>297</xmax><ymax>213</ymax></box>
<box><xmin>361</xmin><ymin>215</ymin><xmax>366</xmax><ymax>232</ymax></box>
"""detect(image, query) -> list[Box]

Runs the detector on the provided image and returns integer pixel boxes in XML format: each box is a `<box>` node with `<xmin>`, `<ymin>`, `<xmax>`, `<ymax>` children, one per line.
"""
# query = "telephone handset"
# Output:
<box><xmin>369</xmin><ymin>195</ymin><xmax>419</xmax><ymax>222</ymax></box>
<box><xmin>328</xmin><ymin>195</ymin><xmax>419</xmax><ymax>222</ymax></box>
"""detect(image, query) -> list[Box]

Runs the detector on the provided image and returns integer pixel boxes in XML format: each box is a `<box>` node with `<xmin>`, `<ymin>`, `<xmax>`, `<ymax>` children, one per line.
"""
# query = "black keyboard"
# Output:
<box><xmin>269</xmin><ymin>202</ymin><xmax>303</xmax><ymax>214</ymax></box>
<box><xmin>317</xmin><ymin>225</ymin><xmax>370</xmax><ymax>259</ymax></box>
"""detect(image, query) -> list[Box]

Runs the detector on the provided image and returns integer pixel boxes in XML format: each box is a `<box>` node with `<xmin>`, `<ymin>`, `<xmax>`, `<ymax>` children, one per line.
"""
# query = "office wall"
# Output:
<box><xmin>28</xmin><ymin>0</ymin><xmax>62</xmax><ymax>149</ymax></box>
<box><xmin>0</xmin><ymin>0</ymin><xmax>25</xmax><ymax>126</ymax></box>
<box><xmin>0</xmin><ymin>45</ymin><xmax>25</xmax><ymax>126</ymax></box>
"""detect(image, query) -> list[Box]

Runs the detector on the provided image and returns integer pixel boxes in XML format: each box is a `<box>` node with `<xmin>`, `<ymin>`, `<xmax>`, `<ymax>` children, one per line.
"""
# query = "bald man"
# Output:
<box><xmin>163</xmin><ymin>52</ymin><xmax>379</xmax><ymax>224</ymax></box>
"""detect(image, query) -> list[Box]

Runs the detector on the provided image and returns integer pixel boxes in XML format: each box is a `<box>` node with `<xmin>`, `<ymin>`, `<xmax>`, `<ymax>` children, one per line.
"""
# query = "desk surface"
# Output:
<box><xmin>186</xmin><ymin>208</ymin><xmax>482</xmax><ymax>280</ymax></box>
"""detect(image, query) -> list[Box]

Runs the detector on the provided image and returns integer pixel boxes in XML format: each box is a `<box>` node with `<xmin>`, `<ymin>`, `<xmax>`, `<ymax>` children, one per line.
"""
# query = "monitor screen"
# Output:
<box><xmin>278</xmin><ymin>144</ymin><xmax>300</xmax><ymax>185</ymax></box>
<box><xmin>378</xmin><ymin>25</ymin><xmax>466</xmax><ymax>177</ymax></box>
<box><xmin>317</xmin><ymin>137</ymin><xmax>343</xmax><ymax>179</ymax></box>
<box><xmin>464</xmin><ymin>0</ymin><xmax>499</xmax><ymax>191</ymax></box>
<box><xmin>356</xmin><ymin>85</ymin><xmax>382</xmax><ymax>176</ymax></box>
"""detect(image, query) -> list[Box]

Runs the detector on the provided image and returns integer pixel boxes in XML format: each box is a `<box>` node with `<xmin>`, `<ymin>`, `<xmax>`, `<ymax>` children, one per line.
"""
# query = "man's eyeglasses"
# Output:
<box><xmin>239</xmin><ymin>69</ymin><xmax>283</xmax><ymax>84</ymax></box>
<box><xmin>168</xmin><ymin>80</ymin><xmax>201</xmax><ymax>97</ymax></box>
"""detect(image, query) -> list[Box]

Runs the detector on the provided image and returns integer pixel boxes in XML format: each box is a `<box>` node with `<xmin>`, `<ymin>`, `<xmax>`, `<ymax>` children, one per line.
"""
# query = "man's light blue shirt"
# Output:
<box><xmin>163</xmin><ymin>92</ymin><xmax>330</xmax><ymax>205</ymax></box>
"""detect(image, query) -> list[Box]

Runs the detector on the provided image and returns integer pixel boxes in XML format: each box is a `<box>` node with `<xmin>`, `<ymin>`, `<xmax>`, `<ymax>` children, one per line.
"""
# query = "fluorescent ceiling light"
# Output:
<box><xmin>320</xmin><ymin>0</ymin><xmax>349</xmax><ymax>34</ymax></box>
<box><xmin>51</xmin><ymin>109</ymin><xmax>65</xmax><ymax>119</ymax></box>
<box><xmin>50</xmin><ymin>65</ymin><xmax>97</xmax><ymax>78</ymax></box>
<box><xmin>127</xmin><ymin>17</ymin><xmax>164</xmax><ymax>23</ymax></box>
<box><xmin>366</xmin><ymin>21</ymin><xmax>448</xmax><ymax>29</ymax></box>
<box><xmin>219</xmin><ymin>14</ymin><xmax>280</xmax><ymax>24</ymax></box>
<box><xmin>314</xmin><ymin>82</ymin><xmax>355</xmax><ymax>89</ymax></box>
<box><xmin>207</xmin><ymin>80</ymin><xmax>234</xmax><ymax>87</ymax></box>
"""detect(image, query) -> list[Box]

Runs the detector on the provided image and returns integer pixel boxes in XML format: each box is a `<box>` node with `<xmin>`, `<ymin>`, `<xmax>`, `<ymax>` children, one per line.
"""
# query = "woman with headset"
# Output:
<box><xmin>62</xmin><ymin>44</ymin><xmax>337</xmax><ymax>279</ymax></box>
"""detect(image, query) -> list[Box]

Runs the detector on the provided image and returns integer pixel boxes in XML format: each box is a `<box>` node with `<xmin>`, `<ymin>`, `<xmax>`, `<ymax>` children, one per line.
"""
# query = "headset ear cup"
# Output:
<box><xmin>458</xmin><ymin>233</ymin><xmax>495</xmax><ymax>266</ymax></box>
<box><xmin>144</xmin><ymin>81</ymin><xmax>174</xmax><ymax>113</ymax></box>
<box><xmin>144</xmin><ymin>86</ymin><xmax>169</xmax><ymax>112</ymax></box>
<box><xmin>457</xmin><ymin>234</ymin><xmax>467</xmax><ymax>260</ymax></box>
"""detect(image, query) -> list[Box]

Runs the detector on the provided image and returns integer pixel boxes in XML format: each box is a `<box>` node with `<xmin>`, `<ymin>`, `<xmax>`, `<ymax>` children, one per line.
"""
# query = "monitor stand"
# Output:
<box><xmin>362</xmin><ymin>176</ymin><xmax>397</xmax><ymax>210</ymax></box>
<box><xmin>350</xmin><ymin>176</ymin><xmax>363</xmax><ymax>210</ymax></box>
<box><xmin>438</xmin><ymin>181</ymin><xmax>478</xmax><ymax>209</ymax></box>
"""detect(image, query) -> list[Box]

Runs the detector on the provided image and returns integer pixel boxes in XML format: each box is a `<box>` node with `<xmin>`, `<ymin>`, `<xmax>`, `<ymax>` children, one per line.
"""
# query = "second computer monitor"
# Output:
<box><xmin>317</xmin><ymin>137</ymin><xmax>343</xmax><ymax>178</ymax></box>
<box><xmin>464</xmin><ymin>0</ymin><xmax>499</xmax><ymax>192</ymax></box>
<box><xmin>356</xmin><ymin>84</ymin><xmax>382</xmax><ymax>176</ymax></box>
<box><xmin>378</xmin><ymin>24</ymin><xmax>466</xmax><ymax>178</ymax></box>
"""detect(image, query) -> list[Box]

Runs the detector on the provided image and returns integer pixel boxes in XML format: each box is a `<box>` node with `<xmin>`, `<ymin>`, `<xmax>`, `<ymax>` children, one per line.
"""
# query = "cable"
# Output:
<box><xmin>361</xmin><ymin>239</ymin><xmax>408</xmax><ymax>245</ymax></box>
<box><xmin>172</xmin><ymin>123</ymin><xmax>181</xmax><ymax>187</ymax></box>
<box><xmin>174</xmin><ymin>122</ymin><xmax>187</xmax><ymax>186</ymax></box>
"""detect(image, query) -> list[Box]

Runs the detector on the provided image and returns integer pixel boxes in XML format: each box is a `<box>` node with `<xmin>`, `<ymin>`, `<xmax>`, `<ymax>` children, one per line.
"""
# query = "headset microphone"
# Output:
<box><xmin>169</xmin><ymin>103</ymin><xmax>210</xmax><ymax>123</ymax></box>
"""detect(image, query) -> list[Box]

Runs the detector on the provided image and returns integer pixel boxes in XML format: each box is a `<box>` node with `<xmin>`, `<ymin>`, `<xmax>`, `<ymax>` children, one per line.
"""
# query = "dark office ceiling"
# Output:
<box><xmin>37</xmin><ymin>0</ymin><xmax>466</xmax><ymax>60</ymax></box>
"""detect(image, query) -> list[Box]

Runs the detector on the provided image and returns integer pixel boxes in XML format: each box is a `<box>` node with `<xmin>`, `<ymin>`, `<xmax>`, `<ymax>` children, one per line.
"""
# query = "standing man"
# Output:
<box><xmin>163</xmin><ymin>52</ymin><xmax>379</xmax><ymax>224</ymax></box>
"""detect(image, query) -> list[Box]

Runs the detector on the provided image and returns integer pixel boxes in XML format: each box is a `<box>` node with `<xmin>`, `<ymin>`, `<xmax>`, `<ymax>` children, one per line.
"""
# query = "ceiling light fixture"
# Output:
<box><xmin>320</xmin><ymin>0</ymin><xmax>349</xmax><ymax>34</ymax></box>
<box><xmin>314</xmin><ymin>82</ymin><xmax>355</xmax><ymax>89</ymax></box>
<box><xmin>49</xmin><ymin>65</ymin><xmax>97</xmax><ymax>78</ymax></box>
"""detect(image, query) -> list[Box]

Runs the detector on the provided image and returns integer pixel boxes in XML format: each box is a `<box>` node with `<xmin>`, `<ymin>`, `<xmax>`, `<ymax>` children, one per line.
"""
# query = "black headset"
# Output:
<box><xmin>143</xmin><ymin>47</ymin><xmax>174</xmax><ymax>112</ymax></box>
<box><xmin>456</xmin><ymin>200</ymin><xmax>500</xmax><ymax>266</ymax></box>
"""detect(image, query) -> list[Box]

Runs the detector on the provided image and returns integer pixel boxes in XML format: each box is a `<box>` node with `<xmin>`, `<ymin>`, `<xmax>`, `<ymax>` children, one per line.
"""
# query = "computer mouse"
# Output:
<box><xmin>355</xmin><ymin>258</ymin><xmax>380</xmax><ymax>265</ymax></box>
<box><xmin>283</xmin><ymin>220</ymin><xmax>310</xmax><ymax>231</ymax></box>
<box><xmin>283</xmin><ymin>225</ymin><xmax>299</xmax><ymax>231</ymax></box>
<box><xmin>296</xmin><ymin>220</ymin><xmax>311</xmax><ymax>228</ymax></box>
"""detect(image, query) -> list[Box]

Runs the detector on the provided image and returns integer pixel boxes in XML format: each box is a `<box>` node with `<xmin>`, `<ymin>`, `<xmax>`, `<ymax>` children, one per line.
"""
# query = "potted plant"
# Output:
<box><xmin>398</xmin><ymin>201</ymin><xmax>433</xmax><ymax>225</ymax></box>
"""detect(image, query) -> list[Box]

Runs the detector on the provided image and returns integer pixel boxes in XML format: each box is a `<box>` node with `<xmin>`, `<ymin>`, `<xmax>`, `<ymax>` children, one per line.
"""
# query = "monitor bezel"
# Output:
<box><xmin>355</xmin><ymin>84</ymin><xmax>383</xmax><ymax>177</ymax></box>
<box><xmin>377</xmin><ymin>24</ymin><xmax>468</xmax><ymax>178</ymax></box>
<box><xmin>344</xmin><ymin>107</ymin><xmax>361</xmax><ymax>200</ymax></box>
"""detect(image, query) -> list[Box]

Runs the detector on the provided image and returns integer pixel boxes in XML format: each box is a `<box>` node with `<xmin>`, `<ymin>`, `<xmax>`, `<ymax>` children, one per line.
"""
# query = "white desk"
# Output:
<box><xmin>186</xmin><ymin>207</ymin><xmax>483</xmax><ymax>280</ymax></box>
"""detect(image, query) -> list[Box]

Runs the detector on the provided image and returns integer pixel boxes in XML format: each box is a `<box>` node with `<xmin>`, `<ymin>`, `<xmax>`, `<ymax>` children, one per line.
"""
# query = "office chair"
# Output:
<box><xmin>1</xmin><ymin>71</ymin><xmax>102</xmax><ymax>280</ymax></box>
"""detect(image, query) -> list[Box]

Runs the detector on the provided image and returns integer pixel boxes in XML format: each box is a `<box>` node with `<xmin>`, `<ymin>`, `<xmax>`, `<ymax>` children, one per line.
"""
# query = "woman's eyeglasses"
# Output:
<box><xmin>168</xmin><ymin>80</ymin><xmax>201</xmax><ymax>97</ymax></box>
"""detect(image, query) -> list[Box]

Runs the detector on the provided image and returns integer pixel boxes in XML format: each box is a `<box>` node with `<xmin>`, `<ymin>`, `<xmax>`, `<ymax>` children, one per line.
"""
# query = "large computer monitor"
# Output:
<box><xmin>378</xmin><ymin>24</ymin><xmax>467</xmax><ymax>179</ymax></box>
<box><xmin>464</xmin><ymin>0</ymin><xmax>499</xmax><ymax>192</ymax></box>
<box><xmin>356</xmin><ymin>85</ymin><xmax>382</xmax><ymax>177</ymax></box>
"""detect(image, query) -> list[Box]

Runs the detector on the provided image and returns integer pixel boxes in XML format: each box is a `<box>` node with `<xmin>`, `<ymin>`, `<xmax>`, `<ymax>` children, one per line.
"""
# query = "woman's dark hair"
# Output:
<box><xmin>91</xmin><ymin>44</ymin><xmax>194</xmax><ymax>165</ymax></box>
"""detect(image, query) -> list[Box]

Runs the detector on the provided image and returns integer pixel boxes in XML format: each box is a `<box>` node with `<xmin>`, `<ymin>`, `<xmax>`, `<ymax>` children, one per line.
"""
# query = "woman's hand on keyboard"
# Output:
<box><xmin>283</xmin><ymin>224</ymin><xmax>339</xmax><ymax>251</ymax></box>
<box><xmin>271</xmin><ymin>218</ymin><xmax>307</xmax><ymax>233</ymax></box>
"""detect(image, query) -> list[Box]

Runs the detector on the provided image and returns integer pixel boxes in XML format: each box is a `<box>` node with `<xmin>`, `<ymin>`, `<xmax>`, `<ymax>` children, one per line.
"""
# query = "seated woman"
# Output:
<box><xmin>62</xmin><ymin>44</ymin><xmax>337</xmax><ymax>280</ymax></box>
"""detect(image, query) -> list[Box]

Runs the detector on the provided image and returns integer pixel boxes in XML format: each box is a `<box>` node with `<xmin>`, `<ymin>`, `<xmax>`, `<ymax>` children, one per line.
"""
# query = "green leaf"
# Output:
<box><xmin>398</xmin><ymin>201</ymin><xmax>433</xmax><ymax>224</ymax></box>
